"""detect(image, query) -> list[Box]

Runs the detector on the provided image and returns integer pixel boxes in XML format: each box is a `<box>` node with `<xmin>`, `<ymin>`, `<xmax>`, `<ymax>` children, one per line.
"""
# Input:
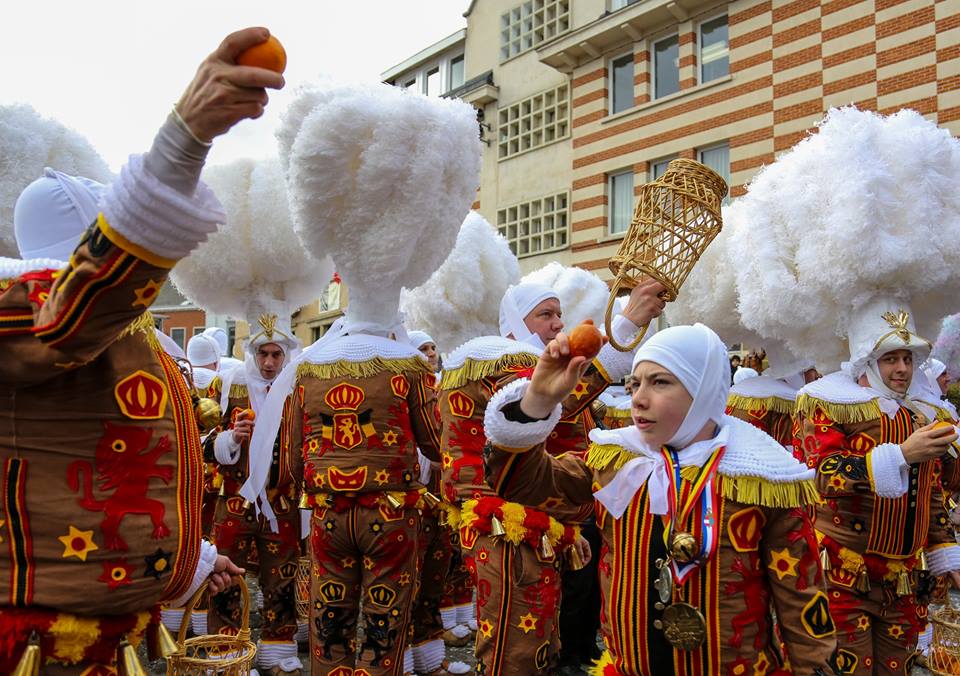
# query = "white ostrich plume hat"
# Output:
<box><xmin>520</xmin><ymin>262</ymin><xmax>609</xmax><ymax>329</ymax></box>
<box><xmin>400</xmin><ymin>211</ymin><xmax>519</xmax><ymax>351</ymax></box>
<box><xmin>280</xmin><ymin>81</ymin><xmax>481</xmax><ymax>334</ymax></box>
<box><xmin>1</xmin><ymin>103</ymin><xmax>112</xmax><ymax>259</ymax></box>
<box><xmin>170</xmin><ymin>155</ymin><xmax>332</xmax><ymax>358</ymax></box>
<box><xmin>728</xmin><ymin>106</ymin><xmax>960</xmax><ymax>372</ymax></box>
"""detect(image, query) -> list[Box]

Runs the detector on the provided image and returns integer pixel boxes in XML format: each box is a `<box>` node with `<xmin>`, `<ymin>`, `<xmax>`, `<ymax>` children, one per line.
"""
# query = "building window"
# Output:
<box><xmin>611</xmin><ymin>0</ymin><xmax>640</xmax><ymax>8</ymax></box>
<box><xmin>608</xmin><ymin>170</ymin><xmax>635</xmax><ymax>235</ymax></box>
<box><xmin>425</xmin><ymin>68</ymin><xmax>441</xmax><ymax>96</ymax></box>
<box><xmin>450</xmin><ymin>55</ymin><xmax>465</xmax><ymax>91</ymax></box>
<box><xmin>497</xmin><ymin>192</ymin><xmax>569</xmax><ymax>258</ymax></box>
<box><xmin>193</xmin><ymin>326</ymin><xmax>205</xmax><ymax>336</ymax></box>
<box><xmin>610</xmin><ymin>53</ymin><xmax>635</xmax><ymax>115</ymax></box>
<box><xmin>650</xmin><ymin>155</ymin><xmax>677</xmax><ymax>181</ymax></box>
<box><xmin>402</xmin><ymin>77</ymin><xmax>416</xmax><ymax>90</ymax></box>
<box><xmin>170</xmin><ymin>327</ymin><xmax>185</xmax><ymax>349</ymax></box>
<box><xmin>498</xmin><ymin>84</ymin><xmax>569</xmax><ymax>159</ymax></box>
<box><xmin>500</xmin><ymin>0</ymin><xmax>571</xmax><ymax>61</ymax></box>
<box><xmin>653</xmin><ymin>34</ymin><xmax>680</xmax><ymax>99</ymax></box>
<box><xmin>700</xmin><ymin>15</ymin><xmax>729</xmax><ymax>82</ymax></box>
<box><xmin>699</xmin><ymin>143</ymin><xmax>730</xmax><ymax>203</ymax></box>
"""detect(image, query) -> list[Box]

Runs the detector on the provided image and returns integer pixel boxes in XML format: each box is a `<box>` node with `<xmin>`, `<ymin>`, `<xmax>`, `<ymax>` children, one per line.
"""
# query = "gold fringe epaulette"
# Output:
<box><xmin>296</xmin><ymin>356</ymin><xmax>430</xmax><ymax>383</ymax></box>
<box><xmin>721</xmin><ymin>475</ymin><xmax>821</xmax><ymax>508</ymax></box>
<box><xmin>584</xmin><ymin>443</ymin><xmax>634</xmax><ymax>471</ymax></box>
<box><xmin>228</xmin><ymin>383</ymin><xmax>249</xmax><ymax>399</ymax></box>
<box><xmin>208</xmin><ymin>375</ymin><xmax>222</xmax><ymax>396</ymax></box>
<box><xmin>727</xmin><ymin>393</ymin><xmax>795</xmax><ymax>416</ymax></box>
<box><xmin>795</xmin><ymin>393</ymin><xmax>881</xmax><ymax>424</ymax></box>
<box><xmin>441</xmin><ymin>352</ymin><xmax>539</xmax><ymax>391</ymax></box>
<box><xmin>605</xmin><ymin>407</ymin><xmax>633</xmax><ymax>419</ymax></box>
<box><xmin>119</xmin><ymin>311</ymin><xmax>160</xmax><ymax>350</ymax></box>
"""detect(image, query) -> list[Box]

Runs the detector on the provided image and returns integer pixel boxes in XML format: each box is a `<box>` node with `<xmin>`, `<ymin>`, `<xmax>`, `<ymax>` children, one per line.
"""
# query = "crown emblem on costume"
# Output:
<box><xmin>881</xmin><ymin>309</ymin><xmax>911</xmax><ymax>343</ymax></box>
<box><xmin>258</xmin><ymin>313</ymin><xmax>278</xmax><ymax>340</ymax></box>
<box><xmin>114</xmin><ymin>371</ymin><xmax>168</xmax><ymax>419</ymax></box>
<box><xmin>324</xmin><ymin>383</ymin><xmax>365</xmax><ymax>411</ymax></box>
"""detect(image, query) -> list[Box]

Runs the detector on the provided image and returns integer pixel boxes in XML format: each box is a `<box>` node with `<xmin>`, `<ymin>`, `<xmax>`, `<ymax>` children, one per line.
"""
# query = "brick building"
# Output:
<box><xmin>383</xmin><ymin>0</ymin><xmax>960</xmax><ymax>278</ymax></box>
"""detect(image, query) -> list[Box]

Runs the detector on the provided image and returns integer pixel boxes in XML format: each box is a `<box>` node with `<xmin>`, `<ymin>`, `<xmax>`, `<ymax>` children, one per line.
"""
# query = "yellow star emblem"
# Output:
<box><xmin>441</xmin><ymin>453</ymin><xmax>453</xmax><ymax>470</ymax></box>
<box><xmin>479</xmin><ymin>619</ymin><xmax>494</xmax><ymax>638</ymax></box>
<box><xmin>374</xmin><ymin>469</ymin><xmax>390</xmax><ymax>486</ymax></box>
<box><xmin>827</xmin><ymin>474</ymin><xmax>846</xmax><ymax>491</ymax></box>
<box><xmin>856</xmin><ymin>614</ymin><xmax>870</xmax><ymax>631</ymax></box>
<box><xmin>399</xmin><ymin>572</ymin><xmax>412</xmax><ymax>586</ymax></box>
<box><xmin>58</xmin><ymin>525</ymin><xmax>99</xmax><ymax>561</ymax></box>
<box><xmin>132</xmin><ymin>279</ymin><xmax>162</xmax><ymax>308</ymax></box>
<box><xmin>363</xmin><ymin>556</ymin><xmax>375</xmax><ymax>570</ymax></box>
<box><xmin>340</xmin><ymin>557</ymin><xmax>356</xmax><ymax>568</ymax></box>
<box><xmin>887</xmin><ymin>624</ymin><xmax>903</xmax><ymax>638</ymax></box>
<box><xmin>571</xmin><ymin>381</ymin><xmax>589</xmax><ymax>401</ymax></box>
<box><xmin>382</xmin><ymin>430</ymin><xmax>399</xmax><ymax>446</ymax></box>
<box><xmin>753</xmin><ymin>650</ymin><xmax>770</xmax><ymax>675</ymax></box>
<box><xmin>517</xmin><ymin>612</ymin><xmax>538</xmax><ymax>634</ymax></box>
<box><xmin>767</xmin><ymin>548</ymin><xmax>800</xmax><ymax>580</ymax></box>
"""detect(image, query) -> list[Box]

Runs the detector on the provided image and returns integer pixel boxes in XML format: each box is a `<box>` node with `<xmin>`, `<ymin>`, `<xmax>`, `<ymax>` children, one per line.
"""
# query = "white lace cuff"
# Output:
<box><xmin>867</xmin><ymin>443</ymin><xmax>910</xmax><ymax>498</ymax></box>
<box><xmin>927</xmin><ymin>544</ymin><xmax>960</xmax><ymax>576</ymax></box>
<box><xmin>257</xmin><ymin>640</ymin><xmax>301</xmax><ymax>669</ymax></box>
<box><xmin>214</xmin><ymin>430</ymin><xmax>241</xmax><ymax>465</ymax></box>
<box><xmin>596</xmin><ymin>314</ymin><xmax>647</xmax><ymax>381</ymax></box>
<box><xmin>484</xmin><ymin>378</ymin><xmax>562</xmax><ymax>451</ymax></box>
<box><xmin>100</xmin><ymin>154</ymin><xmax>224</xmax><ymax>263</ymax></box>
<box><xmin>412</xmin><ymin>638</ymin><xmax>445</xmax><ymax>673</ymax></box>
<box><xmin>169</xmin><ymin>540</ymin><xmax>218</xmax><ymax>608</ymax></box>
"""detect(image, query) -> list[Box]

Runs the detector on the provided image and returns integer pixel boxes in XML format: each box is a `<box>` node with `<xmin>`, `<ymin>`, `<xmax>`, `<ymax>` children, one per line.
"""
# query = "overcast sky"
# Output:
<box><xmin>2</xmin><ymin>1</ymin><xmax>470</xmax><ymax>170</ymax></box>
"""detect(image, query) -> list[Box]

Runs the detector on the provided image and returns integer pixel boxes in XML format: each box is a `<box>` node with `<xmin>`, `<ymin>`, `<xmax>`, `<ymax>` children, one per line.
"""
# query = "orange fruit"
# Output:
<box><xmin>241</xmin><ymin>408</ymin><xmax>256</xmax><ymax>422</ymax></box>
<box><xmin>933</xmin><ymin>421</ymin><xmax>955</xmax><ymax>432</ymax></box>
<box><xmin>568</xmin><ymin>319</ymin><xmax>603</xmax><ymax>360</ymax></box>
<box><xmin>237</xmin><ymin>35</ymin><xmax>287</xmax><ymax>74</ymax></box>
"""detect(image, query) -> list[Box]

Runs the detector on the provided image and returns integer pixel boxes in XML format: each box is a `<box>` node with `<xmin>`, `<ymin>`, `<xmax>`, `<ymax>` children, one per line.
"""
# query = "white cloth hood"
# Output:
<box><xmin>498</xmin><ymin>281</ymin><xmax>558</xmax><ymax>349</ymax></box>
<box><xmin>14</xmin><ymin>168</ymin><xmax>106</xmax><ymax>260</ymax></box>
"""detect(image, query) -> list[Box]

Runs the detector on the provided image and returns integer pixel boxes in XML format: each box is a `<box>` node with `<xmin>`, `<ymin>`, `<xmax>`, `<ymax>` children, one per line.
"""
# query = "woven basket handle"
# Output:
<box><xmin>175</xmin><ymin>575</ymin><xmax>251</xmax><ymax>645</ymax></box>
<box><xmin>604</xmin><ymin>277</ymin><xmax>650</xmax><ymax>353</ymax></box>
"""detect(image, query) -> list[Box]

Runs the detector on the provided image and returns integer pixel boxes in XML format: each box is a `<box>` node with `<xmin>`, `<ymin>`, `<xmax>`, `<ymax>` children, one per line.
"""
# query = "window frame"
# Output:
<box><xmin>650</xmin><ymin>32</ymin><xmax>681</xmax><ymax>100</ymax></box>
<box><xmin>608</xmin><ymin>50</ymin><xmax>636</xmax><ymax>116</ymax></box>
<box><xmin>697</xmin><ymin>142</ymin><xmax>731</xmax><ymax>203</ymax></box>
<box><xmin>697</xmin><ymin>11</ymin><xmax>730</xmax><ymax>85</ymax></box>
<box><xmin>496</xmin><ymin>191</ymin><xmax>570</xmax><ymax>258</ymax></box>
<box><xmin>649</xmin><ymin>154</ymin><xmax>678</xmax><ymax>182</ymax></box>
<box><xmin>607</xmin><ymin>168</ymin><xmax>636</xmax><ymax>236</ymax></box>
<box><xmin>170</xmin><ymin>327</ymin><xmax>186</xmax><ymax>350</ymax></box>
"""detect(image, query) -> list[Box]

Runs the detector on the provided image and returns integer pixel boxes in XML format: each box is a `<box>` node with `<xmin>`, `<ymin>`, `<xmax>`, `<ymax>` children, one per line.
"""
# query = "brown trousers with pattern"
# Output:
<box><xmin>825</xmin><ymin>570</ymin><xmax>927</xmax><ymax>675</ymax></box>
<box><xmin>208</xmin><ymin>497</ymin><xmax>300</xmax><ymax>640</ymax></box>
<box><xmin>411</xmin><ymin>509</ymin><xmax>453</xmax><ymax>645</ymax></box>
<box><xmin>463</xmin><ymin>532</ymin><xmax>563</xmax><ymax>675</ymax></box>
<box><xmin>309</xmin><ymin>502</ymin><xmax>420</xmax><ymax>676</ymax></box>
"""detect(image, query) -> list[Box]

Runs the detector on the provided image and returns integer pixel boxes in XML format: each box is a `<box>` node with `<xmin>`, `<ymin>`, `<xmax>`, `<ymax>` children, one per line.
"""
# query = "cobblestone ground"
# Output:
<box><xmin>145</xmin><ymin>577</ymin><xmax>949</xmax><ymax>674</ymax></box>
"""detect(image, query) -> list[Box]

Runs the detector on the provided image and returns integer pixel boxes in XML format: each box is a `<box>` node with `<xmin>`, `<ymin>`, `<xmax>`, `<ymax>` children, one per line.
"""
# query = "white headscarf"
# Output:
<box><xmin>203</xmin><ymin>326</ymin><xmax>230</xmax><ymax>356</ymax></box>
<box><xmin>925</xmin><ymin>358</ymin><xmax>947</xmax><ymax>383</ymax></box>
<box><xmin>14</xmin><ymin>169</ymin><xmax>106</xmax><ymax>260</ymax></box>
<box><xmin>187</xmin><ymin>334</ymin><xmax>221</xmax><ymax>370</ymax></box>
<box><xmin>631</xmin><ymin>323</ymin><xmax>731</xmax><ymax>449</ymax></box>
<box><xmin>732</xmin><ymin>366</ymin><xmax>758</xmax><ymax>385</ymax></box>
<box><xmin>499</xmin><ymin>282</ymin><xmax>558</xmax><ymax>349</ymax></box>
<box><xmin>407</xmin><ymin>330</ymin><xmax>435</xmax><ymax>350</ymax></box>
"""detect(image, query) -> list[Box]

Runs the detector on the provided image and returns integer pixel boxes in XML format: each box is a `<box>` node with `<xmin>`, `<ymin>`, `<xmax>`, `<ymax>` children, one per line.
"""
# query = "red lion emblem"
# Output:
<box><xmin>67</xmin><ymin>421</ymin><xmax>174</xmax><ymax>550</ymax></box>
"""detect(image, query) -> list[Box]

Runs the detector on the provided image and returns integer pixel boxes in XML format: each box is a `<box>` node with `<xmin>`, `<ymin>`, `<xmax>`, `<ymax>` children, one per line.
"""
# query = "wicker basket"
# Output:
<box><xmin>604</xmin><ymin>159</ymin><xmax>727</xmax><ymax>351</ymax></box>
<box><xmin>930</xmin><ymin>603</ymin><xmax>960</xmax><ymax>675</ymax></box>
<box><xmin>166</xmin><ymin>577</ymin><xmax>257</xmax><ymax>675</ymax></box>
<box><xmin>296</xmin><ymin>555</ymin><xmax>311</xmax><ymax>622</ymax></box>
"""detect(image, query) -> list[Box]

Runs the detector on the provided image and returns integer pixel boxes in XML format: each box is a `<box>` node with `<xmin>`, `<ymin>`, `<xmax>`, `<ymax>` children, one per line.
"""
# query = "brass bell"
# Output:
<box><xmin>194</xmin><ymin>397</ymin><xmax>222</xmax><ymax>433</ymax></box>
<box><xmin>949</xmin><ymin>497</ymin><xmax>958</xmax><ymax>511</ymax></box>
<box><xmin>385</xmin><ymin>493</ymin><xmax>404</xmax><ymax>509</ymax></box>
<box><xmin>540</xmin><ymin>534</ymin><xmax>555</xmax><ymax>559</ymax></box>
<box><xmin>11</xmin><ymin>632</ymin><xmax>40</xmax><ymax>676</ymax></box>
<box><xmin>490</xmin><ymin>516</ymin><xmax>506</xmax><ymax>538</ymax></box>
<box><xmin>566</xmin><ymin>544</ymin><xmax>585</xmax><ymax>571</ymax></box>
<box><xmin>117</xmin><ymin>639</ymin><xmax>148</xmax><ymax>676</ymax></box>
<box><xmin>669</xmin><ymin>531</ymin><xmax>698</xmax><ymax>564</ymax></box>
<box><xmin>421</xmin><ymin>491</ymin><xmax>441</xmax><ymax>509</ymax></box>
<box><xmin>590</xmin><ymin>399</ymin><xmax>608</xmax><ymax>423</ymax></box>
<box><xmin>819</xmin><ymin>548</ymin><xmax>832</xmax><ymax>573</ymax></box>
<box><xmin>298</xmin><ymin>492</ymin><xmax>311</xmax><ymax>509</ymax></box>
<box><xmin>219</xmin><ymin>482</ymin><xmax>227</xmax><ymax>497</ymax></box>
<box><xmin>896</xmin><ymin>569</ymin><xmax>912</xmax><ymax>597</ymax></box>
<box><xmin>438</xmin><ymin>508</ymin><xmax>449</xmax><ymax>526</ymax></box>
<box><xmin>855</xmin><ymin>567</ymin><xmax>871</xmax><ymax>593</ymax></box>
<box><xmin>147</xmin><ymin>621</ymin><xmax>179</xmax><ymax>661</ymax></box>
<box><xmin>918</xmin><ymin>550</ymin><xmax>929</xmax><ymax>572</ymax></box>
<box><xmin>241</xmin><ymin>499</ymin><xmax>252</xmax><ymax>510</ymax></box>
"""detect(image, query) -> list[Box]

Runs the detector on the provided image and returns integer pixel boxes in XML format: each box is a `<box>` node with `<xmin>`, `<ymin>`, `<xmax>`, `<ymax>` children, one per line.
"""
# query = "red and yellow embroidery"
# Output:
<box><xmin>114</xmin><ymin>370</ymin><xmax>169</xmax><ymax>419</ymax></box>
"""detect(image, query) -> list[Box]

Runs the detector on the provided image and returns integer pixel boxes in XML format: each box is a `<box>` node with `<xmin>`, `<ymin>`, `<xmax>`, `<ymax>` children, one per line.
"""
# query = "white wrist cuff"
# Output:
<box><xmin>214</xmin><ymin>430</ymin><xmax>242</xmax><ymax>465</ymax></box>
<box><xmin>927</xmin><ymin>544</ymin><xmax>960</xmax><ymax>576</ymax></box>
<box><xmin>169</xmin><ymin>540</ymin><xmax>218</xmax><ymax>607</ymax></box>
<box><xmin>867</xmin><ymin>443</ymin><xmax>910</xmax><ymax>498</ymax></box>
<box><xmin>101</xmin><ymin>154</ymin><xmax>225</xmax><ymax>262</ymax></box>
<box><xmin>484</xmin><ymin>378</ymin><xmax>562</xmax><ymax>450</ymax></box>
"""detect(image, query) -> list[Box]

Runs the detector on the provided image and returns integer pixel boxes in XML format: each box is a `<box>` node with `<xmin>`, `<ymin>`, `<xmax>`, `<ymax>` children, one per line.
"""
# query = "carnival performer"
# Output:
<box><xmin>246</xmin><ymin>80</ymin><xmax>480</xmax><ymax>675</ymax></box>
<box><xmin>0</xmin><ymin>27</ymin><xmax>281</xmax><ymax>672</ymax></box>
<box><xmin>438</xmin><ymin>274</ymin><xmax>662</xmax><ymax>674</ymax></box>
<box><xmin>482</xmin><ymin>323</ymin><xmax>838</xmax><ymax>675</ymax></box>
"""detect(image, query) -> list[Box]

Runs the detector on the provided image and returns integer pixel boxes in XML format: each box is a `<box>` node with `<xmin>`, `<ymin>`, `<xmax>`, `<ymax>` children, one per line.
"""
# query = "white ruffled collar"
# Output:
<box><xmin>0</xmin><ymin>256</ymin><xmax>67</xmax><ymax>280</ymax></box>
<box><xmin>730</xmin><ymin>374</ymin><xmax>799</xmax><ymax>401</ymax></box>
<box><xmin>300</xmin><ymin>333</ymin><xmax>424</xmax><ymax>365</ymax></box>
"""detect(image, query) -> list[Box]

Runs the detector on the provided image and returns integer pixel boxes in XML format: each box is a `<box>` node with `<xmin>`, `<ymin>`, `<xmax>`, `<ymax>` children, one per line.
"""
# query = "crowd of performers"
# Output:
<box><xmin>3</xmin><ymin>27</ymin><xmax>960</xmax><ymax>676</ymax></box>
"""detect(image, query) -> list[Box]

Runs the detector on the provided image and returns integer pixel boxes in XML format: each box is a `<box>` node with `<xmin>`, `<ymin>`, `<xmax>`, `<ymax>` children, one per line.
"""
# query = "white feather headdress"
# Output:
<box><xmin>400</xmin><ymin>211</ymin><xmax>518</xmax><ymax>351</ymax></box>
<box><xmin>729</xmin><ymin>106</ymin><xmax>960</xmax><ymax>371</ymax></box>
<box><xmin>280</xmin><ymin>82</ymin><xmax>481</xmax><ymax>329</ymax></box>
<box><xmin>0</xmin><ymin>104</ymin><xmax>112</xmax><ymax>257</ymax></box>
<box><xmin>170</xmin><ymin>156</ymin><xmax>332</xmax><ymax>341</ymax></box>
